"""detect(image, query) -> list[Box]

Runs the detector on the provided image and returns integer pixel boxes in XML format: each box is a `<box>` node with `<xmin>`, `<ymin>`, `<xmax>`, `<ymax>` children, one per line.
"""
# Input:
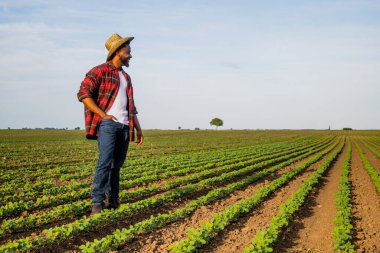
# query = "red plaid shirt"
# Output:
<box><xmin>77</xmin><ymin>61</ymin><xmax>138</xmax><ymax>141</ymax></box>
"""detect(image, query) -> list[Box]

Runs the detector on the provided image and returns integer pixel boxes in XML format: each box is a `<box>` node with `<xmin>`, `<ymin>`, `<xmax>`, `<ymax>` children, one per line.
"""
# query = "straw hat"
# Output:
<box><xmin>105</xmin><ymin>33</ymin><xmax>134</xmax><ymax>61</ymax></box>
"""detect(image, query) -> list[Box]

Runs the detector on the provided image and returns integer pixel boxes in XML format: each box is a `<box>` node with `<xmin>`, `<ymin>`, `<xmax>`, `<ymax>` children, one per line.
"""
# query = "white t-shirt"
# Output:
<box><xmin>106</xmin><ymin>71</ymin><xmax>129</xmax><ymax>125</ymax></box>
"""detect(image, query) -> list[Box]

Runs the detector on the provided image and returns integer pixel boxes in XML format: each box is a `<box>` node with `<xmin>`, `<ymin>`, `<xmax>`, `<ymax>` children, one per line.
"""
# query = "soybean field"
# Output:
<box><xmin>0</xmin><ymin>130</ymin><xmax>379</xmax><ymax>252</ymax></box>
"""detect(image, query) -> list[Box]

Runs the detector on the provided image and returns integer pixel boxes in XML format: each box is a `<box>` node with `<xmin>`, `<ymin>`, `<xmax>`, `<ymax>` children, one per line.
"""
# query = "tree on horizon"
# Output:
<box><xmin>210</xmin><ymin>118</ymin><xmax>223</xmax><ymax>130</ymax></box>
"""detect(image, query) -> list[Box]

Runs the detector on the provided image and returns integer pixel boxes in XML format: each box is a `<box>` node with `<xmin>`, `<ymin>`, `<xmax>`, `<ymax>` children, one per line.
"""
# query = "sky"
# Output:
<box><xmin>0</xmin><ymin>0</ymin><xmax>379</xmax><ymax>130</ymax></box>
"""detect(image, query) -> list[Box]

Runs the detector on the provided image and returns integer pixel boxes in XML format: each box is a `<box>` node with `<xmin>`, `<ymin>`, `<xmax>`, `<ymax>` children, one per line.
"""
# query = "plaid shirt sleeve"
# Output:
<box><xmin>77</xmin><ymin>65</ymin><xmax>106</xmax><ymax>139</ymax></box>
<box><xmin>77</xmin><ymin>67</ymin><xmax>102</xmax><ymax>102</ymax></box>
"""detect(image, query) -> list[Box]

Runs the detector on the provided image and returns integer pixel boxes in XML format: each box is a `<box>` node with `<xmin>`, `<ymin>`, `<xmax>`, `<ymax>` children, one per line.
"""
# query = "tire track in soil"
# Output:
<box><xmin>350</xmin><ymin>144</ymin><xmax>380</xmax><ymax>253</ymax></box>
<box><xmin>124</xmin><ymin>143</ymin><xmax>339</xmax><ymax>253</ymax></box>
<box><xmin>272</xmin><ymin>143</ymin><xmax>347</xmax><ymax>253</ymax></box>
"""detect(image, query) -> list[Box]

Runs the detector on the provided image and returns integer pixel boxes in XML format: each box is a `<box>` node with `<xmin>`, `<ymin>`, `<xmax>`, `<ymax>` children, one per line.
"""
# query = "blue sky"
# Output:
<box><xmin>0</xmin><ymin>0</ymin><xmax>379</xmax><ymax>130</ymax></box>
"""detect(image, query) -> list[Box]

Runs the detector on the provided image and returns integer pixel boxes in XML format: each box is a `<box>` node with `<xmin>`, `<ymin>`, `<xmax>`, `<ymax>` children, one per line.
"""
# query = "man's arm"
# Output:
<box><xmin>134</xmin><ymin>115</ymin><xmax>143</xmax><ymax>144</ymax></box>
<box><xmin>82</xmin><ymin>98</ymin><xmax>116</xmax><ymax>120</ymax></box>
<box><xmin>78</xmin><ymin>67</ymin><xmax>116</xmax><ymax>120</ymax></box>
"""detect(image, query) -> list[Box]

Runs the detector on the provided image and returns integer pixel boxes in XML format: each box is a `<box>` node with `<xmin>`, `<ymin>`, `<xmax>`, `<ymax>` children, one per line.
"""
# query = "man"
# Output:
<box><xmin>77</xmin><ymin>33</ymin><xmax>143</xmax><ymax>215</ymax></box>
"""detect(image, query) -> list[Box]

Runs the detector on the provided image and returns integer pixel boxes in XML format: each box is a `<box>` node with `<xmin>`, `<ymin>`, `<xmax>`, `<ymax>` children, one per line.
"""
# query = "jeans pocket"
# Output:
<box><xmin>100</xmin><ymin>118</ymin><xmax>115</xmax><ymax>126</ymax></box>
<box><xmin>99</xmin><ymin>120</ymin><xmax>117</xmax><ymax>135</ymax></box>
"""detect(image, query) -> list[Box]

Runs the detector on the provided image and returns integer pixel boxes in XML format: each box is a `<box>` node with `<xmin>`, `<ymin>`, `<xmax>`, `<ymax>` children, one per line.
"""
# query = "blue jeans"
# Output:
<box><xmin>92</xmin><ymin>119</ymin><xmax>129</xmax><ymax>204</ymax></box>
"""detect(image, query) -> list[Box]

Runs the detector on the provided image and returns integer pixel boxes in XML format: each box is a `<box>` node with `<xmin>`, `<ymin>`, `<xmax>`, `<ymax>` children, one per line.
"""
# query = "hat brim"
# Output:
<box><xmin>106</xmin><ymin>37</ymin><xmax>134</xmax><ymax>61</ymax></box>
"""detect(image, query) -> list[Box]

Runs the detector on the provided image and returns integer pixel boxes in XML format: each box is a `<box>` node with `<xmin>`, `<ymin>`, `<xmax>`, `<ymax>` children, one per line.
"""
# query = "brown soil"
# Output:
<box><xmin>123</xmin><ymin>144</ymin><xmax>337</xmax><ymax>252</ymax></box>
<box><xmin>52</xmin><ymin>177</ymin><xmax>91</xmax><ymax>186</ymax></box>
<box><xmin>350</xmin><ymin>143</ymin><xmax>380</xmax><ymax>253</ymax></box>
<box><xmin>358</xmin><ymin>141</ymin><xmax>380</xmax><ymax>173</ymax></box>
<box><xmin>197</xmin><ymin>146</ymin><xmax>341</xmax><ymax>253</ymax></box>
<box><xmin>365</xmin><ymin>141</ymin><xmax>380</xmax><ymax>153</ymax></box>
<box><xmin>272</xmin><ymin>143</ymin><xmax>347</xmax><ymax>252</ymax></box>
<box><xmin>115</xmin><ymin>159</ymin><xmax>311</xmax><ymax>253</ymax></box>
<box><xmin>0</xmin><ymin>149</ymin><xmax>306</xmax><ymax>244</ymax></box>
<box><xmin>8</xmin><ymin>137</ymin><xmax>380</xmax><ymax>253</ymax></box>
<box><xmin>46</xmin><ymin>188</ymin><xmax>212</xmax><ymax>252</ymax></box>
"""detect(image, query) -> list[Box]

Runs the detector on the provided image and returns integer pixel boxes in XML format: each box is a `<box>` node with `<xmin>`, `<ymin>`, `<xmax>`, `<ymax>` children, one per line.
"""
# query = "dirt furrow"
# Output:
<box><xmin>359</xmin><ymin>141</ymin><xmax>380</xmax><ymax>173</ymax></box>
<box><xmin>58</xmin><ymin>187</ymin><xmax>214</xmax><ymax>252</ymax></box>
<box><xmin>0</xmin><ymin>155</ymin><xmax>277</xmax><ymax>241</ymax></box>
<box><xmin>63</xmin><ymin>155</ymin><xmax>315</xmax><ymax>251</ymax></box>
<box><xmin>365</xmin><ymin>140</ymin><xmax>380</xmax><ymax>153</ymax></box>
<box><xmin>272</xmin><ymin>144</ymin><xmax>347</xmax><ymax>252</ymax></box>
<box><xmin>125</xmin><ymin>145</ymin><xmax>337</xmax><ymax>253</ymax></box>
<box><xmin>350</xmin><ymin>144</ymin><xmax>380</xmax><ymax>253</ymax></box>
<box><xmin>197</xmin><ymin>148</ymin><xmax>340</xmax><ymax>253</ymax></box>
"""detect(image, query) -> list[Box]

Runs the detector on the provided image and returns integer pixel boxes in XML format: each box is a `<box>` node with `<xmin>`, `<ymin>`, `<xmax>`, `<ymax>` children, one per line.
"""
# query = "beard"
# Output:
<box><xmin>120</xmin><ymin>55</ymin><xmax>130</xmax><ymax>67</ymax></box>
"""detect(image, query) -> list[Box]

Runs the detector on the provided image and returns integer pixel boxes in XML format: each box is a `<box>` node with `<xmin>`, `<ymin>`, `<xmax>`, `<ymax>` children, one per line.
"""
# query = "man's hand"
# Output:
<box><xmin>135</xmin><ymin>129</ymin><xmax>143</xmax><ymax>145</ymax></box>
<box><xmin>102</xmin><ymin>114</ymin><xmax>117</xmax><ymax>121</ymax></box>
<box><xmin>82</xmin><ymin>98</ymin><xmax>116</xmax><ymax>121</ymax></box>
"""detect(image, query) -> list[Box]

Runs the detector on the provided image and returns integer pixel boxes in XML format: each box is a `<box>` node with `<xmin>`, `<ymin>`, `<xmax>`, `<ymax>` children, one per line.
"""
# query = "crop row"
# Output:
<box><xmin>0</xmin><ymin>137</ymin><xmax>333</xmax><ymax>219</ymax></box>
<box><xmin>364</xmin><ymin>137</ymin><xmax>380</xmax><ymax>150</ymax></box>
<box><xmin>0</xmin><ymin>136</ymin><xmax>328</xmax><ymax>202</ymax></box>
<box><xmin>79</xmin><ymin>138</ymin><xmax>340</xmax><ymax>252</ymax></box>
<box><xmin>0</xmin><ymin>138</ymin><xmax>334</xmax><ymax>237</ymax></box>
<box><xmin>118</xmin><ymin>136</ymin><xmax>327</xmax><ymax>181</ymax></box>
<box><xmin>332</xmin><ymin>141</ymin><xmax>354</xmax><ymax>252</ymax></box>
<box><xmin>0</xmin><ymin>144</ymin><xmax>280</xmax><ymax>203</ymax></box>
<box><xmin>0</xmin><ymin>139</ymin><xmax>339</xmax><ymax>251</ymax></box>
<box><xmin>243</xmin><ymin>140</ymin><xmax>344</xmax><ymax>252</ymax></box>
<box><xmin>354</xmin><ymin>142</ymin><xmax>380</xmax><ymax>193</ymax></box>
<box><xmin>361</xmin><ymin>140</ymin><xmax>380</xmax><ymax>159</ymax></box>
<box><xmin>168</xmin><ymin>140</ymin><xmax>344</xmax><ymax>252</ymax></box>
<box><xmin>1</xmin><ymin>132</ymin><xmax>309</xmax><ymax>174</ymax></box>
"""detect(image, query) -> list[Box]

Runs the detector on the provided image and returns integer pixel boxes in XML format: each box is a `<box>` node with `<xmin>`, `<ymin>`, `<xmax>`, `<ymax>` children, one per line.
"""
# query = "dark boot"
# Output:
<box><xmin>91</xmin><ymin>203</ymin><xmax>102</xmax><ymax>215</ymax></box>
<box><xmin>108</xmin><ymin>198</ymin><xmax>120</xmax><ymax>209</ymax></box>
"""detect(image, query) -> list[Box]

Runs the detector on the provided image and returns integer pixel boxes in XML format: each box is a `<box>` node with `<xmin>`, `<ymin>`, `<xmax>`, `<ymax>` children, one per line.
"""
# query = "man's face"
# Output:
<box><xmin>118</xmin><ymin>44</ymin><xmax>132</xmax><ymax>67</ymax></box>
